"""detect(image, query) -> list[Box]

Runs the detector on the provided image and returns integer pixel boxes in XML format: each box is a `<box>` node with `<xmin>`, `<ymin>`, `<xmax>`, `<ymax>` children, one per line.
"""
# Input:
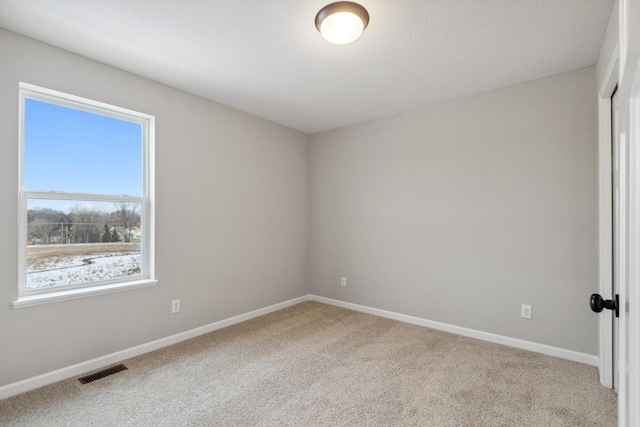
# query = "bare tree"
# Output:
<box><xmin>114</xmin><ymin>202</ymin><xmax>140</xmax><ymax>243</ymax></box>
<box><xmin>27</xmin><ymin>208</ymin><xmax>67</xmax><ymax>244</ymax></box>
<box><xmin>69</xmin><ymin>206</ymin><xmax>102</xmax><ymax>243</ymax></box>
<box><xmin>28</xmin><ymin>217</ymin><xmax>56</xmax><ymax>244</ymax></box>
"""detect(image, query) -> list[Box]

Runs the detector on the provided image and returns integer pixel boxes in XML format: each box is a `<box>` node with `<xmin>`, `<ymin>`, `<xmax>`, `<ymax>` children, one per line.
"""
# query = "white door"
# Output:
<box><xmin>612</xmin><ymin>88</ymin><xmax>620</xmax><ymax>390</ymax></box>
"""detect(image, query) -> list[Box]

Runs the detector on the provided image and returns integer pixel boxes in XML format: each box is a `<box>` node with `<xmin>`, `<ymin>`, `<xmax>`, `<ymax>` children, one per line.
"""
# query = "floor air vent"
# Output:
<box><xmin>78</xmin><ymin>364</ymin><xmax>128</xmax><ymax>384</ymax></box>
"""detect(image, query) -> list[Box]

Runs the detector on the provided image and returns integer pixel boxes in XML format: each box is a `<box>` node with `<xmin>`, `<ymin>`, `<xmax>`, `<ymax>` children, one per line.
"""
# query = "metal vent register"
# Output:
<box><xmin>78</xmin><ymin>364</ymin><xmax>128</xmax><ymax>384</ymax></box>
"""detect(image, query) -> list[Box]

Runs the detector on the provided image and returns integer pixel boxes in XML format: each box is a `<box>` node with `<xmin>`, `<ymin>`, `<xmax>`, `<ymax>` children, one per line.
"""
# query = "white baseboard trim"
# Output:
<box><xmin>1</xmin><ymin>293</ymin><xmax>598</xmax><ymax>401</ymax></box>
<box><xmin>0</xmin><ymin>295</ymin><xmax>309</xmax><ymax>401</ymax></box>
<box><xmin>309</xmin><ymin>295</ymin><xmax>598</xmax><ymax>367</ymax></box>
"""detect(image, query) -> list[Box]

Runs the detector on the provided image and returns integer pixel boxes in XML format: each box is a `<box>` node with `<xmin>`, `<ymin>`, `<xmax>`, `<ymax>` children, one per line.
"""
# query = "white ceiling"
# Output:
<box><xmin>0</xmin><ymin>0</ymin><xmax>613</xmax><ymax>134</ymax></box>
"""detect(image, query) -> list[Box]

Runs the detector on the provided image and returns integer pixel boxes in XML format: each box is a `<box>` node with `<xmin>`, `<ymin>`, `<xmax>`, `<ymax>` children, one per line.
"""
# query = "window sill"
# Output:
<box><xmin>12</xmin><ymin>279</ymin><xmax>158</xmax><ymax>309</ymax></box>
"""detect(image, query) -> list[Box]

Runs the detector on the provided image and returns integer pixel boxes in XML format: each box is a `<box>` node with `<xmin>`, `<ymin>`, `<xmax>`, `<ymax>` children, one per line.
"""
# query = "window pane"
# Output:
<box><xmin>24</xmin><ymin>98</ymin><xmax>142</xmax><ymax>196</ymax></box>
<box><xmin>26</xmin><ymin>198</ymin><xmax>142</xmax><ymax>290</ymax></box>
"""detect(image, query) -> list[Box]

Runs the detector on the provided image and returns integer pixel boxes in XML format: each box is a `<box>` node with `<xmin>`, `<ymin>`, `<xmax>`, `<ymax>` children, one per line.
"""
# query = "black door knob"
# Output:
<box><xmin>590</xmin><ymin>293</ymin><xmax>619</xmax><ymax>317</ymax></box>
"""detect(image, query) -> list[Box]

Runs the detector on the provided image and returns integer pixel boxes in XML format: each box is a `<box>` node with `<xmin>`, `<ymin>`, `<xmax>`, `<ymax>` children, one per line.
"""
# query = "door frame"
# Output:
<box><xmin>598</xmin><ymin>2</ymin><xmax>640</xmax><ymax>424</ymax></box>
<box><xmin>616</xmin><ymin>1</ymin><xmax>640</xmax><ymax>423</ymax></box>
<box><xmin>625</xmin><ymin>63</ymin><xmax>640</xmax><ymax>427</ymax></box>
<box><xmin>597</xmin><ymin>45</ymin><xmax>618</xmax><ymax>389</ymax></box>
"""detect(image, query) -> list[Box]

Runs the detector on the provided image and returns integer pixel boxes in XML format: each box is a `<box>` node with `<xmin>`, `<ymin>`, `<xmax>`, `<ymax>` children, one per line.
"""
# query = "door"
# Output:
<box><xmin>592</xmin><ymin>84</ymin><xmax>620</xmax><ymax>390</ymax></box>
<box><xmin>612</xmin><ymin>87</ymin><xmax>620</xmax><ymax>390</ymax></box>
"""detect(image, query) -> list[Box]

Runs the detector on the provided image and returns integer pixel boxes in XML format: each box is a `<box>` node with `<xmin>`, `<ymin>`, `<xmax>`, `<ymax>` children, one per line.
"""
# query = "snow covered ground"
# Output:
<box><xmin>27</xmin><ymin>253</ymin><xmax>141</xmax><ymax>289</ymax></box>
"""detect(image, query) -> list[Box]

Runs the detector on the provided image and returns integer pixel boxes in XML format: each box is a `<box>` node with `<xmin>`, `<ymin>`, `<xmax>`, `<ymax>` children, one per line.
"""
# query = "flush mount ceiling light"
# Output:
<box><xmin>315</xmin><ymin>2</ymin><xmax>370</xmax><ymax>45</ymax></box>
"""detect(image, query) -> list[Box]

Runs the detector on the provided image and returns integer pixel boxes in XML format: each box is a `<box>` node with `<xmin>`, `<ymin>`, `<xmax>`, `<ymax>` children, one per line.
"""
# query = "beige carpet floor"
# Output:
<box><xmin>0</xmin><ymin>301</ymin><xmax>617</xmax><ymax>426</ymax></box>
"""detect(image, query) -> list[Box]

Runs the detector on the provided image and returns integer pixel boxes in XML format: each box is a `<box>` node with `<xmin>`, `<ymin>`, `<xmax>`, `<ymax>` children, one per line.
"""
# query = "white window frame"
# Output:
<box><xmin>14</xmin><ymin>83</ymin><xmax>156</xmax><ymax>308</ymax></box>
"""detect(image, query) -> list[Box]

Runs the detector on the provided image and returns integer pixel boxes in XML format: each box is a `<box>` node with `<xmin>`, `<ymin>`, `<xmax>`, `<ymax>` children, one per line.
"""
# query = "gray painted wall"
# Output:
<box><xmin>0</xmin><ymin>29</ymin><xmax>309</xmax><ymax>387</ymax></box>
<box><xmin>596</xmin><ymin>0</ymin><xmax>618</xmax><ymax>86</ymax></box>
<box><xmin>309</xmin><ymin>67</ymin><xmax>598</xmax><ymax>354</ymax></box>
<box><xmin>0</xmin><ymin>27</ymin><xmax>599</xmax><ymax>389</ymax></box>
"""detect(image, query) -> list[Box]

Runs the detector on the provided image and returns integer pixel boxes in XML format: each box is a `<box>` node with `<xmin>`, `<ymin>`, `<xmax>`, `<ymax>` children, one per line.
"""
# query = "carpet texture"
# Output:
<box><xmin>0</xmin><ymin>301</ymin><xmax>616</xmax><ymax>426</ymax></box>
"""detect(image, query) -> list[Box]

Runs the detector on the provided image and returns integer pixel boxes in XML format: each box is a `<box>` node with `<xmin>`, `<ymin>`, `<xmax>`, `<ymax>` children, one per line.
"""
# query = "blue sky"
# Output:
<box><xmin>24</xmin><ymin>98</ymin><xmax>142</xmax><ymax>199</ymax></box>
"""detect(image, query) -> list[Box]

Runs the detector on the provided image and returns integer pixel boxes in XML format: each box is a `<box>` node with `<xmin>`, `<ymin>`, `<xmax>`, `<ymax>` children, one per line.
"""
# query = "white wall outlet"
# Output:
<box><xmin>521</xmin><ymin>304</ymin><xmax>532</xmax><ymax>319</ymax></box>
<box><xmin>171</xmin><ymin>299</ymin><xmax>180</xmax><ymax>314</ymax></box>
<box><xmin>341</xmin><ymin>277</ymin><xmax>347</xmax><ymax>287</ymax></box>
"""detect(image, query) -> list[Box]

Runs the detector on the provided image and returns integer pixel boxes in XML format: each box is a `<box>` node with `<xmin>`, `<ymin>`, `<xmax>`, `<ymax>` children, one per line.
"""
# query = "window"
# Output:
<box><xmin>15</xmin><ymin>83</ymin><xmax>155</xmax><ymax>307</ymax></box>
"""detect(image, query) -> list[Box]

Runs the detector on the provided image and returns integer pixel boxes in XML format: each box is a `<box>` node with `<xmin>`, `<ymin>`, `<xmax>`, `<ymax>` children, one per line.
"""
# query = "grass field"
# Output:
<box><xmin>26</xmin><ymin>242</ymin><xmax>142</xmax><ymax>289</ymax></box>
<box><xmin>27</xmin><ymin>242</ymin><xmax>140</xmax><ymax>270</ymax></box>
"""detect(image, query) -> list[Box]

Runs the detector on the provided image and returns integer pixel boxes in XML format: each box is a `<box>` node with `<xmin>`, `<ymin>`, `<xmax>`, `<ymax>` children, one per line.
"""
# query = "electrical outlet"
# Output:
<box><xmin>341</xmin><ymin>277</ymin><xmax>347</xmax><ymax>287</ymax></box>
<box><xmin>172</xmin><ymin>299</ymin><xmax>180</xmax><ymax>314</ymax></box>
<box><xmin>521</xmin><ymin>304</ymin><xmax>532</xmax><ymax>319</ymax></box>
